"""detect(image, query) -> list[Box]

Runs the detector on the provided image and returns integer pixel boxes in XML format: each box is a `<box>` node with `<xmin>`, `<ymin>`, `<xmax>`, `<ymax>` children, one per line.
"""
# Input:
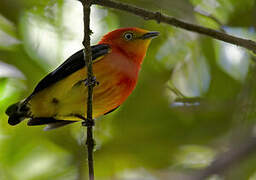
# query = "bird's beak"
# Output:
<box><xmin>141</xmin><ymin>31</ymin><xmax>160</xmax><ymax>39</ymax></box>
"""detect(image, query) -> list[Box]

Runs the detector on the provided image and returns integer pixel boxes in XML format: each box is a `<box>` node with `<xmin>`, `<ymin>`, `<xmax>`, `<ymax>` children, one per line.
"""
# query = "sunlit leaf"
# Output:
<box><xmin>174</xmin><ymin>145</ymin><xmax>216</xmax><ymax>169</ymax></box>
<box><xmin>0</xmin><ymin>14</ymin><xmax>20</xmax><ymax>50</ymax></box>
<box><xmin>215</xmin><ymin>28</ymin><xmax>253</xmax><ymax>81</ymax></box>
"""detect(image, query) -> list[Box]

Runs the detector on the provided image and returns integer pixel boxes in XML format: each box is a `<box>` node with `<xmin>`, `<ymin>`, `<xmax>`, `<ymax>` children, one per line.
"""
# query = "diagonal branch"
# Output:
<box><xmin>92</xmin><ymin>0</ymin><xmax>256</xmax><ymax>53</ymax></box>
<box><xmin>191</xmin><ymin>136</ymin><xmax>256</xmax><ymax>180</ymax></box>
<box><xmin>81</xmin><ymin>0</ymin><xmax>95</xmax><ymax>180</ymax></box>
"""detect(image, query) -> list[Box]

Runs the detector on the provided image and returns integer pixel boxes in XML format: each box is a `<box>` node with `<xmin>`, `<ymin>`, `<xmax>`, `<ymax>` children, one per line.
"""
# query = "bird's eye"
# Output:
<box><xmin>124</xmin><ymin>32</ymin><xmax>133</xmax><ymax>41</ymax></box>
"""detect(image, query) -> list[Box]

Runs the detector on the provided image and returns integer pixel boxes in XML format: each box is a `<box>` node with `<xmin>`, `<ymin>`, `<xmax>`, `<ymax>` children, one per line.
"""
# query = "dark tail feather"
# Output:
<box><xmin>27</xmin><ymin>117</ymin><xmax>77</xmax><ymax>131</ymax></box>
<box><xmin>27</xmin><ymin>117</ymin><xmax>60</xmax><ymax>126</ymax></box>
<box><xmin>6</xmin><ymin>102</ymin><xmax>77</xmax><ymax>129</ymax></box>
<box><xmin>5</xmin><ymin>102</ymin><xmax>28</xmax><ymax>126</ymax></box>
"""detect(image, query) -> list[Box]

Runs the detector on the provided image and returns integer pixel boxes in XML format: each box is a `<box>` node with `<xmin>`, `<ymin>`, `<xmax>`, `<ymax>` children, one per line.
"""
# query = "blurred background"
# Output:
<box><xmin>0</xmin><ymin>0</ymin><xmax>256</xmax><ymax>179</ymax></box>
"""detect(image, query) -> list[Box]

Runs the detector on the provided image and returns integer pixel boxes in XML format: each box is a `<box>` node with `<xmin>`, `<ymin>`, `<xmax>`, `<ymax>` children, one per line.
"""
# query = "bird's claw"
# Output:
<box><xmin>84</xmin><ymin>76</ymin><xmax>99</xmax><ymax>87</ymax></box>
<box><xmin>82</xmin><ymin>119</ymin><xmax>95</xmax><ymax>127</ymax></box>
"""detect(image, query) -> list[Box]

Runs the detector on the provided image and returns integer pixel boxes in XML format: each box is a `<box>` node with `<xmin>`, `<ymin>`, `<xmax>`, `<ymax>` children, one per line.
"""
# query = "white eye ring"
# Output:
<box><xmin>124</xmin><ymin>32</ymin><xmax>133</xmax><ymax>40</ymax></box>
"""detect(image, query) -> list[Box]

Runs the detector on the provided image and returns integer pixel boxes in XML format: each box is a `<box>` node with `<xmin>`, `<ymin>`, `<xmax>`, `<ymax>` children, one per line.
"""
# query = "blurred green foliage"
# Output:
<box><xmin>0</xmin><ymin>0</ymin><xmax>256</xmax><ymax>179</ymax></box>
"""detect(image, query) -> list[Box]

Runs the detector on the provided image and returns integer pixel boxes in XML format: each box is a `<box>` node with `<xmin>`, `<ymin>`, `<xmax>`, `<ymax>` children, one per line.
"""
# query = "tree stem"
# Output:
<box><xmin>81</xmin><ymin>0</ymin><xmax>95</xmax><ymax>180</ymax></box>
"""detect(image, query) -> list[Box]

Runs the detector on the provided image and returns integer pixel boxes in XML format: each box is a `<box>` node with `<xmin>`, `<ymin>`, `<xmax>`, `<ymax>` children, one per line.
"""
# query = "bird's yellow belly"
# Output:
<box><xmin>29</xmin><ymin>60</ymin><xmax>137</xmax><ymax>121</ymax></box>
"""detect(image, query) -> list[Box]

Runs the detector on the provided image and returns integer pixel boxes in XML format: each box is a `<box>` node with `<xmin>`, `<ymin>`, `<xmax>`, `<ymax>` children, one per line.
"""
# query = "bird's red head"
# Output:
<box><xmin>99</xmin><ymin>27</ymin><xmax>159</xmax><ymax>64</ymax></box>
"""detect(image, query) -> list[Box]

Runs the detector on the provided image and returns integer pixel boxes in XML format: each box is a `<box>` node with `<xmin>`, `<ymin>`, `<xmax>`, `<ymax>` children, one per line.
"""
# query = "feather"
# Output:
<box><xmin>27</xmin><ymin>117</ymin><xmax>77</xmax><ymax>130</ymax></box>
<box><xmin>30</xmin><ymin>44</ymin><xmax>110</xmax><ymax>96</ymax></box>
<box><xmin>27</xmin><ymin>117</ymin><xmax>77</xmax><ymax>126</ymax></box>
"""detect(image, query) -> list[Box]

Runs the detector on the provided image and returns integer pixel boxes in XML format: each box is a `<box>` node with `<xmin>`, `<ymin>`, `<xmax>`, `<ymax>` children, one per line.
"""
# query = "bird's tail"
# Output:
<box><xmin>5</xmin><ymin>101</ymin><xmax>29</xmax><ymax>125</ymax></box>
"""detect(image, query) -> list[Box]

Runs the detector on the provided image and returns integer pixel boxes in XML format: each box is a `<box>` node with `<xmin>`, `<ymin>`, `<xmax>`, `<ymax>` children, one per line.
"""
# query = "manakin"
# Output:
<box><xmin>5</xmin><ymin>27</ymin><xmax>159</xmax><ymax>130</ymax></box>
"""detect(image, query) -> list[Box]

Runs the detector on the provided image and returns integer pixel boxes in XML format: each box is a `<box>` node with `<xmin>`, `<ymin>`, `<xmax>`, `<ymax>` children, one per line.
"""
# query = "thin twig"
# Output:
<box><xmin>167</xmin><ymin>84</ymin><xmax>186</xmax><ymax>98</ymax></box>
<box><xmin>81</xmin><ymin>0</ymin><xmax>95</xmax><ymax>180</ymax></box>
<box><xmin>92</xmin><ymin>0</ymin><xmax>256</xmax><ymax>53</ymax></box>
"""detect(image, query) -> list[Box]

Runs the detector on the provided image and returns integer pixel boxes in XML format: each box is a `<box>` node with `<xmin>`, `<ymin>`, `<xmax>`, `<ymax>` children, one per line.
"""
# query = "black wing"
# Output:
<box><xmin>30</xmin><ymin>44</ymin><xmax>110</xmax><ymax>95</ymax></box>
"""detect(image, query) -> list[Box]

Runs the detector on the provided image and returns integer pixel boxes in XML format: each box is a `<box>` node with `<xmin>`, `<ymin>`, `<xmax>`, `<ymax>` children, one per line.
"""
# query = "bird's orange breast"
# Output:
<box><xmin>92</xmin><ymin>49</ymin><xmax>140</xmax><ymax>117</ymax></box>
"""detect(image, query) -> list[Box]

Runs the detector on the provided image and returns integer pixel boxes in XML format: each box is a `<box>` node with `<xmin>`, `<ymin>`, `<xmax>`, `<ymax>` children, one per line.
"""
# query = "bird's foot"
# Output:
<box><xmin>84</xmin><ymin>76</ymin><xmax>99</xmax><ymax>87</ymax></box>
<box><xmin>82</xmin><ymin>119</ymin><xmax>95</xmax><ymax>127</ymax></box>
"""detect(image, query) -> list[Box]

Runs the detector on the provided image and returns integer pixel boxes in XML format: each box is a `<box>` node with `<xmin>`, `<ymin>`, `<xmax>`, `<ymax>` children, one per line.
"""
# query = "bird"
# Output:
<box><xmin>5</xmin><ymin>27</ymin><xmax>159</xmax><ymax>130</ymax></box>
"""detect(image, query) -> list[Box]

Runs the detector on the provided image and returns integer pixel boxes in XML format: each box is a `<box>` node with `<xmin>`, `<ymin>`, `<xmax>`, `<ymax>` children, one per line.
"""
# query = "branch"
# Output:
<box><xmin>191</xmin><ymin>136</ymin><xmax>256</xmax><ymax>180</ymax></box>
<box><xmin>81</xmin><ymin>0</ymin><xmax>95</xmax><ymax>180</ymax></box>
<box><xmin>92</xmin><ymin>0</ymin><xmax>256</xmax><ymax>53</ymax></box>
